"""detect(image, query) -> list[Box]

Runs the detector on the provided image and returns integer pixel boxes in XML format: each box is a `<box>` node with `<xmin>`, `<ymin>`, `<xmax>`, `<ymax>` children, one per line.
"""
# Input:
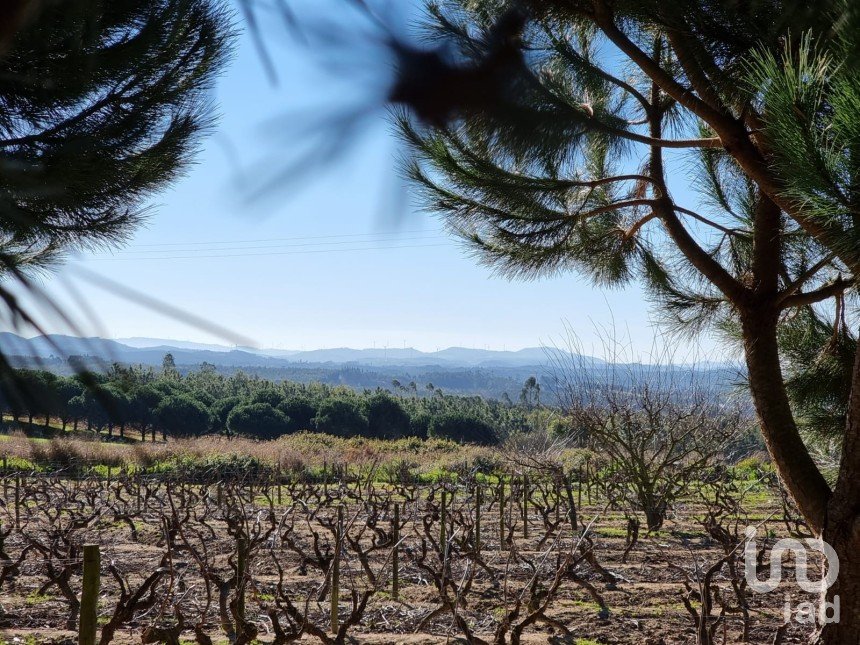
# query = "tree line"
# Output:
<box><xmin>0</xmin><ymin>355</ymin><xmax>539</xmax><ymax>445</ymax></box>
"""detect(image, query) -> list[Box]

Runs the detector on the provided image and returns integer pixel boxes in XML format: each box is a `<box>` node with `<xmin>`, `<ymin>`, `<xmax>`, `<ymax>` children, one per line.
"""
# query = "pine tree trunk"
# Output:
<box><xmin>740</xmin><ymin>312</ymin><xmax>860</xmax><ymax>642</ymax></box>
<box><xmin>821</xmin><ymin>516</ymin><xmax>860</xmax><ymax>644</ymax></box>
<box><xmin>741</xmin><ymin>312</ymin><xmax>830</xmax><ymax>532</ymax></box>
<box><xmin>820</xmin><ymin>332</ymin><xmax>860</xmax><ymax>645</ymax></box>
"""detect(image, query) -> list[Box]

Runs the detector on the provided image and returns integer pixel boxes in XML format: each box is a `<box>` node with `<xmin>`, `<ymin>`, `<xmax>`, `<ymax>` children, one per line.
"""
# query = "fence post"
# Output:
<box><xmin>136</xmin><ymin>475</ymin><xmax>142</xmax><ymax>513</ymax></box>
<box><xmin>331</xmin><ymin>506</ymin><xmax>343</xmax><ymax>634</ymax></box>
<box><xmin>522</xmin><ymin>475</ymin><xmax>529</xmax><ymax>540</ymax></box>
<box><xmin>14</xmin><ymin>475</ymin><xmax>20</xmax><ymax>529</ymax></box>
<box><xmin>498</xmin><ymin>479</ymin><xmax>505</xmax><ymax>551</ymax></box>
<box><xmin>323</xmin><ymin>460</ymin><xmax>328</xmax><ymax>497</ymax></box>
<box><xmin>439</xmin><ymin>489</ymin><xmax>447</xmax><ymax>549</ymax></box>
<box><xmin>79</xmin><ymin>544</ymin><xmax>100</xmax><ymax>645</ymax></box>
<box><xmin>276</xmin><ymin>463</ymin><xmax>282</xmax><ymax>506</ymax></box>
<box><xmin>577</xmin><ymin>466</ymin><xmax>583</xmax><ymax>508</ymax></box>
<box><xmin>236</xmin><ymin>537</ymin><xmax>247</xmax><ymax>624</ymax></box>
<box><xmin>586</xmin><ymin>458</ymin><xmax>592</xmax><ymax>505</ymax></box>
<box><xmin>474</xmin><ymin>485</ymin><xmax>481</xmax><ymax>553</ymax></box>
<box><xmin>392</xmin><ymin>502</ymin><xmax>399</xmax><ymax>600</ymax></box>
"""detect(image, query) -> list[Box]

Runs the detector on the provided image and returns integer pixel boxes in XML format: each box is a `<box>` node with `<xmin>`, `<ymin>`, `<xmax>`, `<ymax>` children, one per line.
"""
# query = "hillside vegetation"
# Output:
<box><xmin>0</xmin><ymin>360</ymin><xmax>543</xmax><ymax>445</ymax></box>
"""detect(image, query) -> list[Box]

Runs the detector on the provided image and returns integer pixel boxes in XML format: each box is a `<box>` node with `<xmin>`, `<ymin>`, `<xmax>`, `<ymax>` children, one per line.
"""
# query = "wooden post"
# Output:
<box><xmin>331</xmin><ymin>506</ymin><xmax>343</xmax><ymax>634</ymax></box>
<box><xmin>106</xmin><ymin>465</ymin><xmax>111</xmax><ymax>487</ymax></box>
<box><xmin>79</xmin><ymin>544</ymin><xmax>100</xmax><ymax>645</ymax></box>
<box><xmin>586</xmin><ymin>458</ymin><xmax>592</xmax><ymax>505</ymax></box>
<box><xmin>276</xmin><ymin>463</ymin><xmax>282</xmax><ymax>506</ymax></box>
<box><xmin>498</xmin><ymin>480</ymin><xmax>505</xmax><ymax>551</ymax></box>
<box><xmin>522</xmin><ymin>475</ymin><xmax>529</xmax><ymax>540</ymax></box>
<box><xmin>439</xmin><ymin>489</ymin><xmax>447</xmax><ymax>549</ymax></box>
<box><xmin>474</xmin><ymin>485</ymin><xmax>482</xmax><ymax>553</ymax></box>
<box><xmin>392</xmin><ymin>502</ymin><xmax>400</xmax><ymax>600</ymax></box>
<box><xmin>236</xmin><ymin>538</ymin><xmax>247</xmax><ymax>624</ymax></box>
<box><xmin>14</xmin><ymin>476</ymin><xmax>20</xmax><ymax>529</ymax></box>
<box><xmin>577</xmin><ymin>467</ymin><xmax>583</xmax><ymax>509</ymax></box>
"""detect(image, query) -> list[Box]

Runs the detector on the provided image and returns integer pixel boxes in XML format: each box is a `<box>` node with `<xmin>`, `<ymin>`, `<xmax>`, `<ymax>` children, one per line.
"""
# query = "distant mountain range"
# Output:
<box><xmin>0</xmin><ymin>333</ymin><xmax>740</xmax><ymax>400</ymax></box>
<box><xmin>0</xmin><ymin>333</ymin><xmax>591</xmax><ymax>369</ymax></box>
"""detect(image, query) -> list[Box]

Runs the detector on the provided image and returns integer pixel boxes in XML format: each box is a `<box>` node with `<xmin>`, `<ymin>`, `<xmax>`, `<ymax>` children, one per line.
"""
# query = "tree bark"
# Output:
<box><xmin>821</xmin><ymin>517</ymin><xmax>860</xmax><ymax>644</ymax></box>
<box><xmin>820</xmin><ymin>329</ymin><xmax>860</xmax><ymax>644</ymax></box>
<box><xmin>741</xmin><ymin>311</ymin><xmax>830</xmax><ymax>533</ymax></box>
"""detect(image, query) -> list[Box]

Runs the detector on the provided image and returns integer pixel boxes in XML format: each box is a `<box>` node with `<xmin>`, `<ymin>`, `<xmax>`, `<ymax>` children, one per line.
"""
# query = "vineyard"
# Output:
<box><xmin>0</xmin><ymin>460</ymin><xmax>818</xmax><ymax>644</ymax></box>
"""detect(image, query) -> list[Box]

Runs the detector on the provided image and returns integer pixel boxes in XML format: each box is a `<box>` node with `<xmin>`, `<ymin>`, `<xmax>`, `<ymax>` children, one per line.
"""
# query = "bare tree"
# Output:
<box><xmin>546</xmin><ymin>328</ymin><xmax>749</xmax><ymax>530</ymax></box>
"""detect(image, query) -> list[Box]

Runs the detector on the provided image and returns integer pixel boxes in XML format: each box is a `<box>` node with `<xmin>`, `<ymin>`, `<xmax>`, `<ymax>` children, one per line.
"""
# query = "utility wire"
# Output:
<box><xmin>126</xmin><ymin>229</ymin><xmax>440</xmax><ymax>248</ymax></box>
<box><xmin>81</xmin><ymin>242</ymin><xmax>452</xmax><ymax>261</ymax></box>
<box><xmin>103</xmin><ymin>234</ymin><xmax>446</xmax><ymax>255</ymax></box>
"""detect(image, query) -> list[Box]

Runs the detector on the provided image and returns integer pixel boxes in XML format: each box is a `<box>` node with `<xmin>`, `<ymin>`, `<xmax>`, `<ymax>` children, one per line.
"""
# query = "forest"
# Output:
<box><xmin>0</xmin><ymin>356</ymin><xmax>540</xmax><ymax>445</ymax></box>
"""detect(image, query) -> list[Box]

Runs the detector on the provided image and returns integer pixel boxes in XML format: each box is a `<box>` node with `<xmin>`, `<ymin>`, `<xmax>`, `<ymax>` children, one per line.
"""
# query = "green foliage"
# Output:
<box><xmin>211</xmin><ymin>395</ymin><xmax>243</xmax><ymax>433</ymax></box>
<box><xmin>395</xmin><ymin>0</ymin><xmax>860</xmax><ymax>456</ymax></box>
<box><xmin>0</xmin><ymin>0</ymin><xmax>234</xmax><ymax>268</ymax></box>
<box><xmin>428</xmin><ymin>410</ymin><xmax>497</xmax><ymax>445</ymax></box>
<box><xmin>365</xmin><ymin>392</ymin><xmax>411</xmax><ymax>439</ymax></box>
<box><xmin>314</xmin><ymin>398</ymin><xmax>368</xmax><ymax>437</ymax></box>
<box><xmin>0</xmin><ymin>363</ymin><xmax>537</xmax><ymax>444</ymax></box>
<box><xmin>779</xmin><ymin>308</ymin><xmax>856</xmax><ymax>437</ymax></box>
<box><xmin>277</xmin><ymin>396</ymin><xmax>317</xmax><ymax>433</ymax></box>
<box><xmin>252</xmin><ymin>387</ymin><xmax>285</xmax><ymax>408</ymax></box>
<box><xmin>158</xmin><ymin>453</ymin><xmax>269</xmax><ymax>481</ymax></box>
<box><xmin>227</xmin><ymin>402</ymin><xmax>289</xmax><ymax>440</ymax></box>
<box><xmin>746</xmin><ymin>23</ymin><xmax>860</xmax><ymax>260</ymax></box>
<box><xmin>155</xmin><ymin>394</ymin><xmax>210</xmax><ymax>438</ymax></box>
<box><xmin>734</xmin><ymin>455</ymin><xmax>775</xmax><ymax>482</ymax></box>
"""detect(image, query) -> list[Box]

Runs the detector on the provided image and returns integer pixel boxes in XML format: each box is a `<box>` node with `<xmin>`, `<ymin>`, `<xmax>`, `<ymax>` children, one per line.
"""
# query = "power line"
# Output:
<box><xmin>107</xmin><ymin>234</ymin><xmax>446</xmax><ymax>255</ymax></box>
<box><xmin>126</xmin><ymin>229</ymin><xmax>439</xmax><ymax>248</ymax></box>
<box><xmin>82</xmin><ymin>242</ymin><xmax>452</xmax><ymax>261</ymax></box>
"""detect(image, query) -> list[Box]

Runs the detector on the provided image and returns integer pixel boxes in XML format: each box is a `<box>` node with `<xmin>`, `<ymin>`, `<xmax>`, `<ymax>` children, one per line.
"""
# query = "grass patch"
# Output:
<box><xmin>25</xmin><ymin>592</ymin><xmax>53</xmax><ymax>606</ymax></box>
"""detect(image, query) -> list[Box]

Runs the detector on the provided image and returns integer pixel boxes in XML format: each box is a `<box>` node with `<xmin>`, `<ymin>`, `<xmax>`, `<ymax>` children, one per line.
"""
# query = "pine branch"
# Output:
<box><xmin>590</xmin><ymin>2</ymin><xmax>738</xmax><ymax>134</ymax></box>
<box><xmin>780</xmin><ymin>254</ymin><xmax>837</xmax><ymax>298</ymax></box>
<box><xmin>778</xmin><ymin>277</ymin><xmax>855</xmax><ymax>310</ymax></box>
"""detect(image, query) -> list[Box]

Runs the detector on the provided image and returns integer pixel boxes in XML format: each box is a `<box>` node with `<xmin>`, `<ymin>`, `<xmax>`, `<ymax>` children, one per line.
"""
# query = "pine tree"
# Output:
<box><xmin>392</xmin><ymin>2</ymin><xmax>860</xmax><ymax>641</ymax></box>
<box><xmin>0</xmin><ymin>0</ymin><xmax>232</xmax><ymax>436</ymax></box>
<box><xmin>0</xmin><ymin>0</ymin><xmax>233</xmax><ymax>271</ymax></box>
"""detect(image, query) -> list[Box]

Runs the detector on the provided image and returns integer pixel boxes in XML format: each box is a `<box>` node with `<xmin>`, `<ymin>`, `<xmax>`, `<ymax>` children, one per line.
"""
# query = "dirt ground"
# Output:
<box><xmin>0</xmin><ymin>476</ymin><xmax>823</xmax><ymax>644</ymax></box>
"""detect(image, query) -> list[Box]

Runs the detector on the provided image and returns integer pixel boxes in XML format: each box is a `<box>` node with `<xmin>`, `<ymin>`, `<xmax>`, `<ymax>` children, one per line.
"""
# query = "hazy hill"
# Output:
<box><xmin>4</xmin><ymin>333</ymin><xmax>571</xmax><ymax>368</ymax></box>
<box><xmin>0</xmin><ymin>333</ymin><xmax>739</xmax><ymax>401</ymax></box>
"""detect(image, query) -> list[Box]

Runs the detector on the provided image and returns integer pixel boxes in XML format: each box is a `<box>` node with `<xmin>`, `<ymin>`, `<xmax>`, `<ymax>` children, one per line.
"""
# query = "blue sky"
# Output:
<box><xmin>27</xmin><ymin>2</ymin><xmax>721</xmax><ymax>359</ymax></box>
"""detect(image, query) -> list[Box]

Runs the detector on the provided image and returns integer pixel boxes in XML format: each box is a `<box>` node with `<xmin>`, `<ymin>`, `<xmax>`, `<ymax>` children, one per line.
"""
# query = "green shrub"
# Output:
<box><xmin>157</xmin><ymin>453</ymin><xmax>271</xmax><ymax>482</ymax></box>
